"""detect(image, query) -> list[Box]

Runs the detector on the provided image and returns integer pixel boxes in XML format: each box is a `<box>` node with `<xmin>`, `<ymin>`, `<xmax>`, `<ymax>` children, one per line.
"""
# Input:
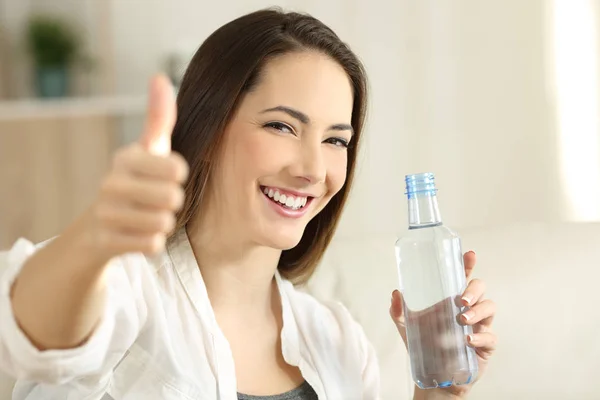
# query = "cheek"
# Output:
<box><xmin>244</xmin><ymin>134</ymin><xmax>276</xmax><ymax>167</ymax></box>
<box><xmin>325</xmin><ymin>152</ymin><xmax>348</xmax><ymax>195</ymax></box>
<box><xmin>229</xmin><ymin>129</ymin><xmax>288</xmax><ymax>179</ymax></box>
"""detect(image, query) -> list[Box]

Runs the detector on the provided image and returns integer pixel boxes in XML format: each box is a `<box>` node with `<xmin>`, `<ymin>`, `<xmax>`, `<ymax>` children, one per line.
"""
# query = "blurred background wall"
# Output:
<box><xmin>2</xmin><ymin>0</ymin><xmax>599</xmax><ymax>244</ymax></box>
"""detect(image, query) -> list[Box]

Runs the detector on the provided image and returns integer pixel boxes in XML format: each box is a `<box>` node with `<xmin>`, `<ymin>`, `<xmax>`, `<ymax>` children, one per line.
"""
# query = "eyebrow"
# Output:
<box><xmin>261</xmin><ymin>105</ymin><xmax>354</xmax><ymax>135</ymax></box>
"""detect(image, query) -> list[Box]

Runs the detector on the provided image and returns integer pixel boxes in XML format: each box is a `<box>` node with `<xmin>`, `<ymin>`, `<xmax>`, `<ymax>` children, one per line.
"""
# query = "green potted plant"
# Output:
<box><xmin>26</xmin><ymin>15</ymin><xmax>79</xmax><ymax>98</ymax></box>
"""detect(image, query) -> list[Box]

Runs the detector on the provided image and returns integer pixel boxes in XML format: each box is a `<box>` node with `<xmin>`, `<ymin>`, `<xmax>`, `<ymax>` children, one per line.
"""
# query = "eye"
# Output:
<box><xmin>264</xmin><ymin>121</ymin><xmax>295</xmax><ymax>135</ymax></box>
<box><xmin>324</xmin><ymin>137</ymin><xmax>350</xmax><ymax>148</ymax></box>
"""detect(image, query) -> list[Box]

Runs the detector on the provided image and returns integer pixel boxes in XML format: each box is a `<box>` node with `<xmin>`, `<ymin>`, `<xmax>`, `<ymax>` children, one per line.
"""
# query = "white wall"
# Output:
<box><xmin>107</xmin><ymin>0</ymin><xmax>355</xmax><ymax>95</ymax></box>
<box><xmin>6</xmin><ymin>0</ymin><xmax>598</xmax><ymax>233</ymax></box>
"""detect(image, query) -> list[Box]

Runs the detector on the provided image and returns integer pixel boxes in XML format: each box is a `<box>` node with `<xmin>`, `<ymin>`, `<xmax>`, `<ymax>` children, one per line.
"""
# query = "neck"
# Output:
<box><xmin>186</xmin><ymin>220</ymin><xmax>282</xmax><ymax>319</ymax></box>
<box><xmin>408</xmin><ymin>192</ymin><xmax>443</xmax><ymax>229</ymax></box>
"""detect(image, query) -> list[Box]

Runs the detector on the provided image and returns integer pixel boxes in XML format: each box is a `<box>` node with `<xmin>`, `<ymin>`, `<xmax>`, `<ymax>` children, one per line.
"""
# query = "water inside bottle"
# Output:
<box><xmin>404</xmin><ymin>297</ymin><xmax>475</xmax><ymax>388</ymax></box>
<box><xmin>396</xmin><ymin>225</ymin><xmax>478</xmax><ymax>389</ymax></box>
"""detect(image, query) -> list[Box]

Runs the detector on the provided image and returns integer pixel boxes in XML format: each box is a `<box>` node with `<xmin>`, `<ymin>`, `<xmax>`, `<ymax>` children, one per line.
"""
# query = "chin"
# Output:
<box><xmin>259</xmin><ymin>228</ymin><xmax>305</xmax><ymax>250</ymax></box>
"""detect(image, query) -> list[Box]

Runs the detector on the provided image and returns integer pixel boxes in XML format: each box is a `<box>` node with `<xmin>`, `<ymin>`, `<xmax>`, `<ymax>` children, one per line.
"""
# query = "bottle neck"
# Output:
<box><xmin>408</xmin><ymin>192</ymin><xmax>443</xmax><ymax>229</ymax></box>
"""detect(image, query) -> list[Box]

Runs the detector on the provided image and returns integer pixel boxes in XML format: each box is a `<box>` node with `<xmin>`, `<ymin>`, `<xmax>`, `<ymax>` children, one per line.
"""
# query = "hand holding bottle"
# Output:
<box><xmin>391</xmin><ymin>173</ymin><xmax>497</xmax><ymax>399</ymax></box>
<box><xmin>391</xmin><ymin>251</ymin><xmax>497</xmax><ymax>399</ymax></box>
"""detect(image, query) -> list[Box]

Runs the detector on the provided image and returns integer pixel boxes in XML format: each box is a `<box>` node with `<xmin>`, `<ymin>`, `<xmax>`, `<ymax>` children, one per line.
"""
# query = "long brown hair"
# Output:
<box><xmin>170</xmin><ymin>8</ymin><xmax>368</xmax><ymax>284</ymax></box>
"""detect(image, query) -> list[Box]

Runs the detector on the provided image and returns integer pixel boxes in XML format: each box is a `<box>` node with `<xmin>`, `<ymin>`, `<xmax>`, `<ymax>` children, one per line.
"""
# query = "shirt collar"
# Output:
<box><xmin>167</xmin><ymin>226</ymin><xmax>219</xmax><ymax>333</ymax></box>
<box><xmin>275</xmin><ymin>270</ymin><xmax>301</xmax><ymax>366</ymax></box>
<box><xmin>167</xmin><ymin>227</ymin><xmax>301</xmax><ymax>365</ymax></box>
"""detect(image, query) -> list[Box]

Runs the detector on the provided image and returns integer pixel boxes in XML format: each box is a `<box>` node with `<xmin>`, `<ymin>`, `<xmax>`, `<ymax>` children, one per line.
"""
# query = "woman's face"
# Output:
<box><xmin>208</xmin><ymin>51</ymin><xmax>354</xmax><ymax>250</ymax></box>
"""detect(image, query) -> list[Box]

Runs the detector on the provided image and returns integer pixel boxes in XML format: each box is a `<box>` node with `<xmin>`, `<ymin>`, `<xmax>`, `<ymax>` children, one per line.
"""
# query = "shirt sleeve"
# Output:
<box><xmin>0</xmin><ymin>237</ymin><xmax>149</xmax><ymax>385</ymax></box>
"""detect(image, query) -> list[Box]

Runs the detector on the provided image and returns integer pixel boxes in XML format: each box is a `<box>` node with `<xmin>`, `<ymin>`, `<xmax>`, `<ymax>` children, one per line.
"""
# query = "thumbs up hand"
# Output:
<box><xmin>88</xmin><ymin>75</ymin><xmax>189</xmax><ymax>260</ymax></box>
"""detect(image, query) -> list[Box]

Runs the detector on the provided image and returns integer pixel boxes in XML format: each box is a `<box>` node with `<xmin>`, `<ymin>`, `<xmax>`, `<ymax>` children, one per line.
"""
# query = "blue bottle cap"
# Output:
<box><xmin>405</xmin><ymin>172</ymin><xmax>438</xmax><ymax>198</ymax></box>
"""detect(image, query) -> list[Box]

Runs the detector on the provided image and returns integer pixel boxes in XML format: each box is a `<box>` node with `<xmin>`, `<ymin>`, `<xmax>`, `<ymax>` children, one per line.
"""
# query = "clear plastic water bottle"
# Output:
<box><xmin>394</xmin><ymin>173</ymin><xmax>478</xmax><ymax>389</ymax></box>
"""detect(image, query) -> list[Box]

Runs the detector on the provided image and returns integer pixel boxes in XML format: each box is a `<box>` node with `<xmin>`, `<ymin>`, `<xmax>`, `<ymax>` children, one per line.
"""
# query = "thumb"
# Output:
<box><xmin>390</xmin><ymin>289</ymin><xmax>407</xmax><ymax>345</ymax></box>
<box><xmin>139</xmin><ymin>74</ymin><xmax>177</xmax><ymax>156</ymax></box>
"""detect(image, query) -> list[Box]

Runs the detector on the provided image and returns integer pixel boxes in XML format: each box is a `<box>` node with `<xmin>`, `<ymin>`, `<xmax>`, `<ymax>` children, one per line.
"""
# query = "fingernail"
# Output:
<box><xmin>467</xmin><ymin>334</ymin><xmax>475</xmax><ymax>344</ymax></box>
<box><xmin>461</xmin><ymin>295</ymin><xmax>472</xmax><ymax>306</ymax></box>
<box><xmin>461</xmin><ymin>311</ymin><xmax>473</xmax><ymax>322</ymax></box>
<box><xmin>468</xmin><ymin>250</ymin><xmax>476</xmax><ymax>256</ymax></box>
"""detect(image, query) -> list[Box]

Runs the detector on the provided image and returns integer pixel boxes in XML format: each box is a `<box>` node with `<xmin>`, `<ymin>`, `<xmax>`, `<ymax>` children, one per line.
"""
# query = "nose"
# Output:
<box><xmin>290</xmin><ymin>141</ymin><xmax>326</xmax><ymax>184</ymax></box>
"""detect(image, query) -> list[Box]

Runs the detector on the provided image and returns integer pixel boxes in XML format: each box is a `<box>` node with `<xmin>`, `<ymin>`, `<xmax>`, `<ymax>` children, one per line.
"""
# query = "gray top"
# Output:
<box><xmin>237</xmin><ymin>381</ymin><xmax>318</xmax><ymax>400</ymax></box>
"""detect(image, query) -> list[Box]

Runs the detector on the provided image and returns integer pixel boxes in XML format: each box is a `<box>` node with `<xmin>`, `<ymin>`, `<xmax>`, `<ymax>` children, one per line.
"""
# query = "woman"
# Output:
<box><xmin>0</xmin><ymin>8</ymin><xmax>496</xmax><ymax>400</ymax></box>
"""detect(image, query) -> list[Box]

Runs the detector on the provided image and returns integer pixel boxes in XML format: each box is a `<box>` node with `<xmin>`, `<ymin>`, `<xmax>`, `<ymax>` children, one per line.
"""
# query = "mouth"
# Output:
<box><xmin>260</xmin><ymin>186</ymin><xmax>315</xmax><ymax>215</ymax></box>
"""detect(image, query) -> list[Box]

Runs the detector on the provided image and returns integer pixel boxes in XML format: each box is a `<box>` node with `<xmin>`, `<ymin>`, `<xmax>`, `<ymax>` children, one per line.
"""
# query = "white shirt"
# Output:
<box><xmin>0</xmin><ymin>228</ymin><xmax>380</xmax><ymax>399</ymax></box>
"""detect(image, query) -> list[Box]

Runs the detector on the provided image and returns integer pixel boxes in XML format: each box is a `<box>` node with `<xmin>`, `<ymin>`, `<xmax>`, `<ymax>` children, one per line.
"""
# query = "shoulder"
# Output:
<box><xmin>299</xmin><ymin>290</ymin><xmax>356</xmax><ymax>329</ymax></box>
<box><xmin>281</xmin><ymin>280</ymin><xmax>381</xmax><ymax>395</ymax></box>
<box><xmin>282</xmin><ymin>281</ymin><xmax>371</xmax><ymax>352</ymax></box>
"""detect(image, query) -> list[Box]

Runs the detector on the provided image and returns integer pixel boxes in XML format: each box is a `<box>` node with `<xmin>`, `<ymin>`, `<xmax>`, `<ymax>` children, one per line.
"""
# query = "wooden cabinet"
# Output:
<box><xmin>0</xmin><ymin>98</ymin><xmax>144</xmax><ymax>248</ymax></box>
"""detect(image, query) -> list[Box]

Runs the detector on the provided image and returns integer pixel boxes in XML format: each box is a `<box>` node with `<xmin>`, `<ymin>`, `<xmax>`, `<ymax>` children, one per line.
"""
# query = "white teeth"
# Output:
<box><xmin>262</xmin><ymin>187</ymin><xmax>309</xmax><ymax>210</ymax></box>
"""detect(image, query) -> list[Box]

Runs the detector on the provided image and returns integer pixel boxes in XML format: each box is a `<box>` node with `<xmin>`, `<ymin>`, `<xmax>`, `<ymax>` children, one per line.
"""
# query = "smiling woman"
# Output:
<box><xmin>183</xmin><ymin>50</ymin><xmax>359</xmax><ymax>285</ymax></box>
<box><xmin>174</xmin><ymin>20</ymin><xmax>367</xmax><ymax>285</ymax></box>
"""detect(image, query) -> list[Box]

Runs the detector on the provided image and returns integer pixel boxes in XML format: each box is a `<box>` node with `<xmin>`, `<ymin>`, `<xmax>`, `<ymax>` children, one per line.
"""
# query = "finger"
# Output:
<box><xmin>473</xmin><ymin>315</ymin><xmax>495</xmax><ymax>333</ymax></box>
<box><xmin>460</xmin><ymin>278</ymin><xmax>486</xmax><ymax>307</ymax></box>
<box><xmin>139</xmin><ymin>74</ymin><xmax>177</xmax><ymax>156</ymax></box>
<box><xmin>101</xmin><ymin>176</ymin><xmax>184</xmax><ymax>211</ymax></box>
<box><xmin>463</xmin><ymin>250</ymin><xmax>476</xmax><ymax>280</ymax></box>
<box><xmin>114</xmin><ymin>145</ymin><xmax>189</xmax><ymax>183</ymax></box>
<box><xmin>389</xmin><ymin>290</ymin><xmax>404</xmax><ymax>320</ymax></box>
<box><xmin>460</xmin><ymin>299</ymin><xmax>496</xmax><ymax>326</ymax></box>
<box><xmin>467</xmin><ymin>332</ymin><xmax>497</xmax><ymax>358</ymax></box>
<box><xmin>389</xmin><ymin>290</ymin><xmax>407</xmax><ymax>343</ymax></box>
<box><xmin>95</xmin><ymin>204</ymin><xmax>175</xmax><ymax>234</ymax></box>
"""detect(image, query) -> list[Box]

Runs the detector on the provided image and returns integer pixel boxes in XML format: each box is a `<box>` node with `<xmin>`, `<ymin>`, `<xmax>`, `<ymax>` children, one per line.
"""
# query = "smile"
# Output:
<box><xmin>262</xmin><ymin>186</ymin><xmax>311</xmax><ymax>209</ymax></box>
<box><xmin>260</xmin><ymin>186</ymin><xmax>316</xmax><ymax>218</ymax></box>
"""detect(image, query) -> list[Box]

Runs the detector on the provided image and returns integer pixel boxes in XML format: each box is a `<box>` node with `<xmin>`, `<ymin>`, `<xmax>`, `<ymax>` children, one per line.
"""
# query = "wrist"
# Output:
<box><xmin>66</xmin><ymin>209</ymin><xmax>113</xmax><ymax>269</ymax></box>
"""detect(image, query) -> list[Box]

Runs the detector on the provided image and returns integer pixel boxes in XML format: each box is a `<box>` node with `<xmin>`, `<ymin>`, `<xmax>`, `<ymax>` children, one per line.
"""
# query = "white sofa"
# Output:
<box><xmin>1</xmin><ymin>222</ymin><xmax>598</xmax><ymax>399</ymax></box>
<box><xmin>307</xmin><ymin>222</ymin><xmax>600</xmax><ymax>400</ymax></box>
